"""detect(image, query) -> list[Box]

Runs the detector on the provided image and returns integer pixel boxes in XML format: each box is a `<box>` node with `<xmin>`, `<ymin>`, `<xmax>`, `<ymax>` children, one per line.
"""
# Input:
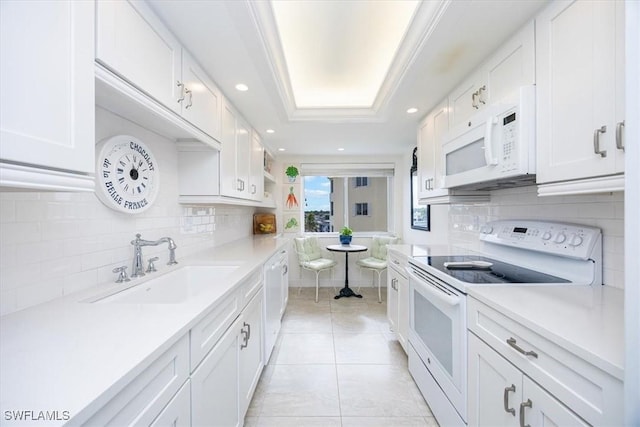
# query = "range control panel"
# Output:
<box><xmin>479</xmin><ymin>220</ymin><xmax>601</xmax><ymax>260</ymax></box>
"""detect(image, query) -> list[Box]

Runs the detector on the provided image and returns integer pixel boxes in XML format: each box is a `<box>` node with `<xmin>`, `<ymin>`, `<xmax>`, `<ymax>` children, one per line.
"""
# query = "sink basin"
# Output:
<box><xmin>90</xmin><ymin>265</ymin><xmax>240</xmax><ymax>304</ymax></box>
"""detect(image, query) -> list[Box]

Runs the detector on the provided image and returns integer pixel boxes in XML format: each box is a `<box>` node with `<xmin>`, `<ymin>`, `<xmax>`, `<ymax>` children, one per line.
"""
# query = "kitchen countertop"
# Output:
<box><xmin>468</xmin><ymin>284</ymin><xmax>624</xmax><ymax>380</ymax></box>
<box><xmin>387</xmin><ymin>243</ymin><xmax>478</xmax><ymax>259</ymax></box>
<box><xmin>0</xmin><ymin>235</ymin><xmax>289</xmax><ymax>426</ymax></box>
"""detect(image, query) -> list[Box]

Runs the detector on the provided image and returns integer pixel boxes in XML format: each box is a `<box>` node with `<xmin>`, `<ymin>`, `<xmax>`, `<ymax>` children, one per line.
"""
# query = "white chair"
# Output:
<box><xmin>294</xmin><ymin>236</ymin><xmax>337</xmax><ymax>303</ymax></box>
<box><xmin>356</xmin><ymin>235</ymin><xmax>398</xmax><ymax>303</ymax></box>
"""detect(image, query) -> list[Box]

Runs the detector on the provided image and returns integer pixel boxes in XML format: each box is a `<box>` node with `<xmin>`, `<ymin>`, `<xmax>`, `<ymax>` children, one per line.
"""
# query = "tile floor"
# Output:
<box><xmin>245</xmin><ymin>287</ymin><xmax>439</xmax><ymax>427</ymax></box>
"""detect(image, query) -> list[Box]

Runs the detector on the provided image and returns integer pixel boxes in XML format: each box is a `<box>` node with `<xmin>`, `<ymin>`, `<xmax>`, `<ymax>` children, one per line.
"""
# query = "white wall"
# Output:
<box><xmin>0</xmin><ymin>107</ymin><xmax>256</xmax><ymax>315</ymax></box>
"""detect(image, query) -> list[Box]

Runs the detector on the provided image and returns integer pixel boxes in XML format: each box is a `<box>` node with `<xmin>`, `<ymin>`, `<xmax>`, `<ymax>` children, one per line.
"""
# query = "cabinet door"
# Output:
<box><xmin>387</xmin><ymin>267</ymin><xmax>399</xmax><ymax>334</ymax></box>
<box><xmin>249</xmin><ymin>130</ymin><xmax>265</xmax><ymax>201</ymax></box>
<box><xmin>236</xmin><ymin>116</ymin><xmax>252</xmax><ymax>198</ymax></box>
<box><xmin>396</xmin><ymin>269</ymin><xmax>409</xmax><ymax>353</ymax></box>
<box><xmin>96</xmin><ymin>0</ymin><xmax>181</xmax><ymax>112</ymax></box>
<box><xmin>468</xmin><ymin>333</ymin><xmax>521</xmax><ymax>427</ymax></box>
<box><xmin>431</xmin><ymin>102</ymin><xmax>449</xmax><ymax>191</ymax></box>
<box><xmin>150</xmin><ymin>381</ymin><xmax>191</xmax><ymax>427</ymax></box>
<box><xmin>417</xmin><ymin>115</ymin><xmax>434</xmax><ymax>199</ymax></box>
<box><xmin>0</xmin><ymin>0</ymin><xmax>94</xmax><ymax>174</ymax></box>
<box><xmin>521</xmin><ymin>376</ymin><xmax>590</xmax><ymax>427</ymax></box>
<box><xmin>219</xmin><ymin>100</ymin><xmax>238</xmax><ymax>197</ymax></box>
<box><xmin>181</xmin><ymin>51</ymin><xmax>222</xmax><ymax>141</ymax></box>
<box><xmin>239</xmin><ymin>290</ymin><xmax>264</xmax><ymax>418</ymax></box>
<box><xmin>191</xmin><ymin>317</ymin><xmax>241</xmax><ymax>427</ymax></box>
<box><xmin>536</xmin><ymin>0</ymin><xmax>619</xmax><ymax>183</ymax></box>
<box><xmin>449</xmin><ymin>74</ymin><xmax>481</xmax><ymax>128</ymax></box>
<box><xmin>485</xmin><ymin>21</ymin><xmax>535</xmax><ymax>104</ymax></box>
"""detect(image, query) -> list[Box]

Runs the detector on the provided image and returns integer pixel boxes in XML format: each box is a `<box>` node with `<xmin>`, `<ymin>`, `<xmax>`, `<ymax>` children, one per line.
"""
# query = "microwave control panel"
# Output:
<box><xmin>500</xmin><ymin>110</ymin><xmax>518</xmax><ymax>172</ymax></box>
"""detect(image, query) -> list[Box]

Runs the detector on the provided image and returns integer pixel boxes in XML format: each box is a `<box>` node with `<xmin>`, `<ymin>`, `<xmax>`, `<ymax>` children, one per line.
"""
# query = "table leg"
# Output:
<box><xmin>334</xmin><ymin>251</ymin><xmax>362</xmax><ymax>299</ymax></box>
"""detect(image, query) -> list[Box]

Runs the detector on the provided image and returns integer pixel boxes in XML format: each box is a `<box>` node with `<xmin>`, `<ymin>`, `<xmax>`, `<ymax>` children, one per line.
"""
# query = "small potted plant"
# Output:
<box><xmin>285</xmin><ymin>165</ymin><xmax>299</xmax><ymax>183</ymax></box>
<box><xmin>339</xmin><ymin>226</ymin><xmax>353</xmax><ymax>245</ymax></box>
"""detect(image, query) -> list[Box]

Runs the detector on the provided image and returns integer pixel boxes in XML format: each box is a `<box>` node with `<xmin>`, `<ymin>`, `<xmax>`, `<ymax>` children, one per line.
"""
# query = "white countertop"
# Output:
<box><xmin>0</xmin><ymin>235</ymin><xmax>289</xmax><ymax>426</ymax></box>
<box><xmin>468</xmin><ymin>285</ymin><xmax>624</xmax><ymax>380</ymax></box>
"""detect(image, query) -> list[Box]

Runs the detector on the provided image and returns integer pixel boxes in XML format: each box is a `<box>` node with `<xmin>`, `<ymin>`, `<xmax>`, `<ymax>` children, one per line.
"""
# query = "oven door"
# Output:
<box><xmin>407</xmin><ymin>263</ymin><xmax>467</xmax><ymax>421</ymax></box>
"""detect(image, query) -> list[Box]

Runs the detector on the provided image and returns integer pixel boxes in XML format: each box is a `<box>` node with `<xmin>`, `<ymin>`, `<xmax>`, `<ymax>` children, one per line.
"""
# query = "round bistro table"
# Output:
<box><xmin>326</xmin><ymin>244</ymin><xmax>368</xmax><ymax>299</ymax></box>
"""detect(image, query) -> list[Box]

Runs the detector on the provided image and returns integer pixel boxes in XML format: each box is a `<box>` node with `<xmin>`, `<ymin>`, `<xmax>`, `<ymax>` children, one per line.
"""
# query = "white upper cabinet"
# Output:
<box><xmin>249</xmin><ymin>131</ymin><xmax>265</xmax><ymax>202</ymax></box>
<box><xmin>220</xmin><ymin>100</ymin><xmax>241</xmax><ymax>198</ymax></box>
<box><xmin>96</xmin><ymin>0</ymin><xmax>222</xmax><ymax>144</ymax></box>
<box><xmin>0</xmin><ymin>0</ymin><xmax>95</xmax><ymax>191</ymax></box>
<box><xmin>96</xmin><ymin>0</ymin><xmax>181</xmax><ymax>112</ymax></box>
<box><xmin>449</xmin><ymin>22</ymin><xmax>535</xmax><ymax>128</ymax></box>
<box><xmin>536</xmin><ymin>0</ymin><xmax>625</xmax><ymax>194</ymax></box>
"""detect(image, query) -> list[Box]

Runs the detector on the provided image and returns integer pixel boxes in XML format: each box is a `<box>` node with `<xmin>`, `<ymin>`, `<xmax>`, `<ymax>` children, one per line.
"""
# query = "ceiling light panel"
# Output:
<box><xmin>271</xmin><ymin>0</ymin><xmax>419</xmax><ymax>109</ymax></box>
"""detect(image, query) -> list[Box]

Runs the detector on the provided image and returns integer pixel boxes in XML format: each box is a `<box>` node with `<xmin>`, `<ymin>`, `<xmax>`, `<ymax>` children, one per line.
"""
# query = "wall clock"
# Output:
<box><xmin>95</xmin><ymin>135</ymin><xmax>159</xmax><ymax>214</ymax></box>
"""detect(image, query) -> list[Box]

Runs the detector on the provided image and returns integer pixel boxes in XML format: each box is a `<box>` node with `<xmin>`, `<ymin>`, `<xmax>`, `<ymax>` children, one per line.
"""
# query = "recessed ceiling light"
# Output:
<box><xmin>278</xmin><ymin>148</ymin><xmax>286</xmax><ymax>151</ymax></box>
<box><xmin>337</xmin><ymin>148</ymin><xmax>345</xmax><ymax>151</ymax></box>
<box><xmin>407</xmin><ymin>107</ymin><xmax>418</xmax><ymax>114</ymax></box>
<box><xmin>235</xmin><ymin>83</ymin><xmax>249</xmax><ymax>92</ymax></box>
<box><xmin>266</xmin><ymin>129</ymin><xmax>275</xmax><ymax>134</ymax></box>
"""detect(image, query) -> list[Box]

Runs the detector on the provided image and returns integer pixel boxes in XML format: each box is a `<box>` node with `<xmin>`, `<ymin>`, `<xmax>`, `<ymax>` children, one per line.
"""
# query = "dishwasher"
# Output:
<box><xmin>263</xmin><ymin>249</ymin><xmax>288</xmax><ymax>362</ymax></box>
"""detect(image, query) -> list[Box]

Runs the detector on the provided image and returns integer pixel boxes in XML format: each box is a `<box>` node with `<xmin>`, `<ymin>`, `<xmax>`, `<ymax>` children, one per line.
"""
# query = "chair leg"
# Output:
<box><xmin>376</xmin><ymin>270</ymin><xmax>383</xmax><ymax>303</ymax></box>
<box><xmin>315</xmin><ymin>270</ymin><xmax>320</xmax><ymax>303</ymax></box>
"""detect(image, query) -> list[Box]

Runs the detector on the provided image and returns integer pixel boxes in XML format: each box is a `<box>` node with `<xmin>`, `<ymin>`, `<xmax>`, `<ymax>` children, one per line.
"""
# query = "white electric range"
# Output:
<box><xmin>405</xmin><ymin>220</ymin><xmax>603</xmax><ymax>426</ymax></box>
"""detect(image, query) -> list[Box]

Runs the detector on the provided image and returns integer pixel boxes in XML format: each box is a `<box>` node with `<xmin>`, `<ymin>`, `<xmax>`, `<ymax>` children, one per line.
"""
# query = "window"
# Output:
<box><xmin>301</xmin><ymin>163</ymin><xmax>394</xmax><ymax>233</ymax></box>
<box><xmin>355</xmin><ymin>177</ymin><xmax>368</xmax><ymax>187</ymax></box>
<box><xmin>355</xmin><ymin>202</ymin><xmax>369</xmax><ymax>216</ymax></box>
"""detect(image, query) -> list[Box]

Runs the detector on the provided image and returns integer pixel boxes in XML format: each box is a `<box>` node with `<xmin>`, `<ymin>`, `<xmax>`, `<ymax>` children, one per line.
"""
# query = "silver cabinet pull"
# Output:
<box><xmin>593</xmin><ymin>125</ymin><xmax>607</xmax><ymax>157</ymax></box>
<box><xmin>519</xmin><ymin>399</ymin><xmax>532</xmax><ymax>427</ymax></box>
<box><xmin>503</xmin><ymin>384</ymin><xmax>516</xmax><ymax>415</ymax></box>
<box><xmin>185</xmin><ymin>88</ymin><xmax>193</xmax><ymax>109</ymax></box>
<box><xmin>472</xmin><ymin>91</ymin><xmax>479</xmax><ymax>109</ymax></box>
<box><xmin>478</xmin><ymin>85</ymin><xmax>487</xmax><ymax>105</ymax></box>
<box><xmin>616</xmin><ymin>120</ymin><xmax>625</xmax><ymax>151</ymax></box>
<box><xmin>506</xmin><ymin>337</ymin><xmax>538</xmax><ymax>358</ymax></box>
<box><xmin>251</xmin><ymin>184</ymin><xmax>256</xmax><ymax>194</ymax></box>
<box><xmin>237</xmin><ymin>179</ymin><xmax>243</xmax><ymax>191</ymax></box>
<box><xmin>240</xmin><ymin>322</ymin><xmax>250</xmax><ymax>349</ymax></box>
<box><xmin>176</xmin><ymin>81</ymin><xmax>185</xmax><ymax>103</ymax></box>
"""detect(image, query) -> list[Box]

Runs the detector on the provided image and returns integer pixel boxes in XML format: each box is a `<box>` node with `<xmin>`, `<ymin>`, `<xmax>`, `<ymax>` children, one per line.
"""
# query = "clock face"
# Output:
<box><xmin>95</xmin><ymin>135</ymin><xmax>159</xmax><ymax>214</ymax></box>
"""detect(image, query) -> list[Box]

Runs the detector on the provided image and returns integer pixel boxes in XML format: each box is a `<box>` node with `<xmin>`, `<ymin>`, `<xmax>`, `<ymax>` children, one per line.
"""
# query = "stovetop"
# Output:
<box><xmin>411</xmin><ymin>255</ymin><xmax>571</xmax><ymax>285</ymax></box>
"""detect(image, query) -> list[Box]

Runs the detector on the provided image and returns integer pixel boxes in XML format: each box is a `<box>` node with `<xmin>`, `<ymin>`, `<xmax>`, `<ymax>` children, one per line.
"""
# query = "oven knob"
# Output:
<box><xmin>568</xmin><ymin>234</ymin><xmax>583</xmax><ymax>247</ymax></box>
<box><xmin>554</xmin><ymin>233</ymin><xmax>567</xmax><ymax>244</ymax></box>
<box><xmin>541</xmin><ymin>232</ymin><xmax>552</xmax><ymax>241</ymax></box>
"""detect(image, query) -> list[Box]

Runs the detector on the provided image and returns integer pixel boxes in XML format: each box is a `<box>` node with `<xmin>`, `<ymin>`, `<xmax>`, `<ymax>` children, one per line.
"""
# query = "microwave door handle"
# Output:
<box><xmin>406</xmin><ymin>268</ymin><xmax>461</xmax><ymax>306</ymax></box>
<box><xmin>484</xmin><ymin>116</ymin><xmax>498</xmax><ymax>166</ymax></box>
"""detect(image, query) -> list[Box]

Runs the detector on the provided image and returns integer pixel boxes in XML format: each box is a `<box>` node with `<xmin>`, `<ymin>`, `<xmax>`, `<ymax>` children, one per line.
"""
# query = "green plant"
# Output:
<box><xmin>285</xmin><ymin>165</ymin><xmax>299</xmax><ymax>178</ymax></box>
<box><xmin>339</xmin><ymin>226</ymin><xmax>353</xmax><ymax>236</ymax></box>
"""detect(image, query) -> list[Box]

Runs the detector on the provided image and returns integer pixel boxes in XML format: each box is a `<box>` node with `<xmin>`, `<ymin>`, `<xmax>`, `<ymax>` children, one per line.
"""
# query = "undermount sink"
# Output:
<box><xmin>89</xmin><ymin>265</ymin><xmax>240</xmax><ymax>304</ymax></box>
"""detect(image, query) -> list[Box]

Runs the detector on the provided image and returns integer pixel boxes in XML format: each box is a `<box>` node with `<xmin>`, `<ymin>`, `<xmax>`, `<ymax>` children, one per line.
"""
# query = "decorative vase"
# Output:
<box><xmin>339</xmin><ymin>235</ymin><xmax>352</xmax><ymax>245</ymax></box>
<box><xmin>287</xmin><ymin>176</ymin><xmax>296</xmax><ymax>183</ymax></box>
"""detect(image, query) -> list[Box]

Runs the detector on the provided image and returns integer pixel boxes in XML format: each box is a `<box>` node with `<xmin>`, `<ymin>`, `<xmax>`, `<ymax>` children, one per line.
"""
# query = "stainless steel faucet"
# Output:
<box><xmin>130</xmin><ymin>234</ymin><xmax>178</xmax><ymax>278</ymax></box>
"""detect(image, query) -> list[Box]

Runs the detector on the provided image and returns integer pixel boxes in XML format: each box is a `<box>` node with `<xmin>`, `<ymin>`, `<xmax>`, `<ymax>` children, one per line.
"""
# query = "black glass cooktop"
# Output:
<box><xmin>413</xmin><ymin>255</ymin><xmax>571</xmax><ymax>284</ymax></box>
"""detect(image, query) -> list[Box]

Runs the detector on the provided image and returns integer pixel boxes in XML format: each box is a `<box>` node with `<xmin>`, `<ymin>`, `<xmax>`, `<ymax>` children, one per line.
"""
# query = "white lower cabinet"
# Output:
<box><xmin>468</xmin><ymin>333</ymin><xmax>588</xmax><ymax>427</ymax></box>
<box><xmin>150</xmin><ymin>381</ymin><xmax>191</xmax><ymax>427</ymax></box>
<box><xmin>191</xmin><ymin>315</ymin><xmax>243</xmax><ymax>427</ymax></box>
<box><xmin>467</xmin><ymin>296</ymin><xmax>623</xmax><ymax>427</ymax></box>
<box><xmin>387</xmin><ymin>250</ymin><xmax>409</xmax><ymax>353</ymax></box>
<box><xmin>239</xmin><ymin>290</ymin><xmax>264</xmax><ymax>417</ymax></box>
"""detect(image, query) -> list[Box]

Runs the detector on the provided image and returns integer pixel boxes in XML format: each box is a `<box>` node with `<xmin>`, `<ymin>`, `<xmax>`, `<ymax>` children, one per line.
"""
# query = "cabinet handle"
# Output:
<box><xmin>506</xmin><ymin>337</ymin><xmax>538</xmax><ymax>358</ymax></box>
<box><xmin>282</xmin><ymin>264</ymin><xmax>288</xmax><ymax>275</ymax></box>
<box><xmin>616</xmin><ymin>120</ymin><xmax>625</xmax><ymax>151</ymax></box>
<box><xmin>392</xmin><ymin>259</ymin><xmax>400</xmax><ymax>265</ymax></box>
<box><xmin>519</xmin><ymin>399</ymin><xmax>532</xmax><ymax>427</ymax></box>
<box><xmin>472</xmin><ymin>91</ymin><xmax>479</xmax><ymax>109</ymax></box>
<box><xmin>245</xmin><ymin>321</ymin><xmax>251</xmax><ymax>340</ymax></box>
<box><xmin>237</xmin><ymin>179</ymin><xmax>243</xmax><ymax>191</ymax></box>
<box><xmin>251</xmin><ymin>184</ymin><xmax>256</xmax><ymax>194</ymax></box>
<box><xmin>240</xmin><ymin>327</ymin><xmax>248</xmax><ymax>349</ymax></box>
<box><xmin>478</xmin><ymin>85</ymin><xmax>487</xmax><ymax>105</ymax></box>
<box><xmin>185</xmin><ymin>88</ymin><xmax>193</xmax><ymax>109</ymax></box>
<box><xmin>503</xmin><ymin>384</ymin><xmax>516</xmax><ymax>416</ymax></box>
<box><xmin>176</xmin><ymin>81</ymin><xmax>185</xmax><ymax>103</ymax></box>
<box><xmin>593</xmin><ymin>125</ymin><xmax>607</xmax><ymax>157</ymax></box>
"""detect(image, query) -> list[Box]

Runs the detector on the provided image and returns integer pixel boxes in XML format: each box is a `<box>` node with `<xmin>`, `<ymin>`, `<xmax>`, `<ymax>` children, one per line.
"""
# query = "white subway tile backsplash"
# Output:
<box><xmin>1</xmin><ymin>222</ymin><xmax>41</xmax><ymax>244</ymax></box>
<box><xmin>0</xmin><ymin>199</ymin><xmax>15</xmax><ymax>222</ymax></box>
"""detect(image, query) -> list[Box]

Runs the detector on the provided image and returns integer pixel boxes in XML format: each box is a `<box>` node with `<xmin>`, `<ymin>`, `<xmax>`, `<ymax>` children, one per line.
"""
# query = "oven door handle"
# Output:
<box><xmin>406</xmin><ymin>269</ymin><xmax>461</xmax><ymax>306</ymax></box>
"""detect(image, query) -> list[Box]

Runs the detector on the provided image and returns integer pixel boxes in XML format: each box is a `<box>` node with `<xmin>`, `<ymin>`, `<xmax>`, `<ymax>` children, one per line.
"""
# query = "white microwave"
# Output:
<box><xmin>442</xmin><ymin>85</ymin><xmax>535</xmax><ymax>189</ymax></box>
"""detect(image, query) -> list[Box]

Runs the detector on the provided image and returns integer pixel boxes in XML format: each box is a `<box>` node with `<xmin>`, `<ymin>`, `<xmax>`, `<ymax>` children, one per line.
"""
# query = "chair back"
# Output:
<box><xmin>370</xmin><ymin>236</ymin><xmax>398</xmax><ymax>260</ymax></box>
<box><xmin>294</xmin><ymin>236</ymin><xmax>323</xmax><ymax>264</ymax></box>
